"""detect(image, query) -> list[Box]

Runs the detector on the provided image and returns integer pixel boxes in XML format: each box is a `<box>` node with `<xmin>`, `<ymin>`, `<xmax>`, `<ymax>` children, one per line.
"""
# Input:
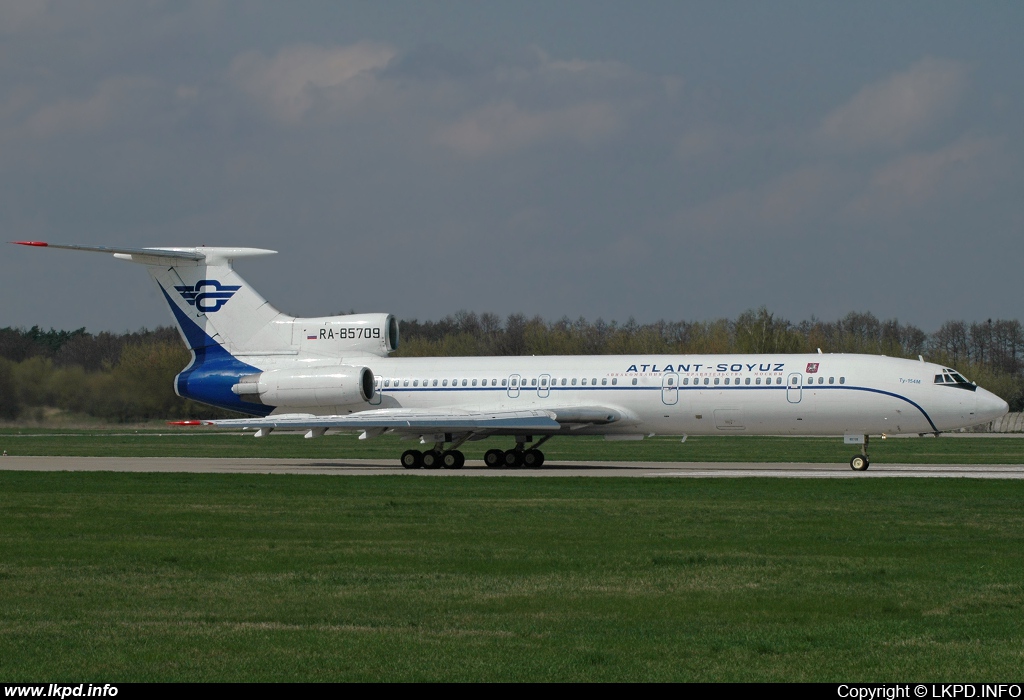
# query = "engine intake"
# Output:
<box><xmin>232</xmin><ymin>365</ymin><xmax>374</xmax><ymax>408</ymax></box>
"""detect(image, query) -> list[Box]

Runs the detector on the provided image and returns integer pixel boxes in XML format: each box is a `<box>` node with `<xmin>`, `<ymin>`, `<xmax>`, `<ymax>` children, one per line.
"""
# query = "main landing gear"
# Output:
<box><xmin>484</xmin><ymin>435</ymin><xmax>551</xmax><ymax>469</ymax></box>
<box><xmin>401</xmin><ymin>448</ymin><xmax>465</xmax><ymax>470</ymax></box>
<box><xmin>849</xmin><ymin>435</ymin><xmax>870</xmax><ymax>471</ymax></box>
<box><xmin>401</xmin><ymin>435</ymin><xmax>553</xmax><ymax>469</ymax></box>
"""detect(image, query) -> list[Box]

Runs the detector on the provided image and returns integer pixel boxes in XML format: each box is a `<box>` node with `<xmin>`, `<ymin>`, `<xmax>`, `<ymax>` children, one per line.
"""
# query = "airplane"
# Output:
<box><xmin>13</xmin><ymin>241</ymin><xmax>1009</xmax><ymax>470</ymax></box>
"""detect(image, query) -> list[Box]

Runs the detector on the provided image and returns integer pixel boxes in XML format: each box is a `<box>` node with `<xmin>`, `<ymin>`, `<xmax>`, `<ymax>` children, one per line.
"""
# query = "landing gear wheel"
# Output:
<box><xmin>502</xmin><ymin>449</ymin><xmax>524</xmax><ymax>468</ymax></box>
<box><xmin>422</xmin><ymin>450</ymin><xmax>443</xmax><ymax>469</ymax></box>
<box><xmin>850</xmin><ymin>455</ymin><xmax>870</xmax><ymax>471</ymax></box>
<box><xmin>442</xmin><ymin>450</ymin><xmax>465</xmax><ymax>469</ymax></box>
<box><xmin>522</xmin><ymin>449</ymin><xmax>544</xmax><ymax>468</ymax></box>
<box><xmin>484</xmin><ymin>449</ymin><xmax>504</xmax><ymax>468</ymax></box>
<box><xmin>401</xmin><ymin>450</ymin><xmax>422</xmax><ymax>469</ymax></box>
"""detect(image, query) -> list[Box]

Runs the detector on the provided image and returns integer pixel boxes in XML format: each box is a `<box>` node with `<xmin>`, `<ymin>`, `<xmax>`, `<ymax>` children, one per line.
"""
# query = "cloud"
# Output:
<box><xmin>676</xmin><ymin>165</ymin><xmax>849</xmax><ymax>237</ymax></box>
<box><xmin>433</xmin><ymin>100</ymin><xmax>620</xmax><ymax>157</ymax></box>
<box><xmin>817</xmin><ymin>57</ymin><xmax>968</xmax><ymax>151</ymax></box>
<box><xmin>25</xmin><ymin>76</ymin><xmax>156</xmax><ymax>137</ymax></box>
<box><xmin>844</xmin><ymin>134</ymin><xmax>1002</xmax><ymax>219</ymax></box>
<box><xmin>228</xmin><ymin>42</ymin><xmax>396</xmax><ymax>123</ymax></box>
<box><xmin>222</xmin><ymin>42</ymin><xmax>670</xmax><ymax>159</ymax></box>
<box><xmin>0</xmin><ymin>0</ymin><xmax>56</xmax><ymax>34</ymax></box>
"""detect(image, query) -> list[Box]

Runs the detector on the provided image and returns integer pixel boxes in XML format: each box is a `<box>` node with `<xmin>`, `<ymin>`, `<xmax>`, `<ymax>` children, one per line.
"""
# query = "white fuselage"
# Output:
<box><xmin>259</xmin><ymin>352</ymin><xmax>1006</xmax><ymax>437</ymax></box>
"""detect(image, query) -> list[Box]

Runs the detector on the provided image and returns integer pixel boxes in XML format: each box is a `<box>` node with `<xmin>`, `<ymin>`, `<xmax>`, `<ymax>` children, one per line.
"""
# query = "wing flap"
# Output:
<box><xmin>209</xmin><ymin>409</ymin><xmax>562</xmax><ymax>432</ymax></box>
<box><xmin>206</xmin><ymin>405</ymin><xmax>625</xmax><ymax>433</ymax></box>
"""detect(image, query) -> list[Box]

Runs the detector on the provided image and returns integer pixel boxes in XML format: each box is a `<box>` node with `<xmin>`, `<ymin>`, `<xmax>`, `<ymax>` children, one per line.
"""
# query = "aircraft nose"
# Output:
<box><xmin>976</xmin><ymin>388</ymin><xmax>1009</xmax><ymax>424</ymax></box>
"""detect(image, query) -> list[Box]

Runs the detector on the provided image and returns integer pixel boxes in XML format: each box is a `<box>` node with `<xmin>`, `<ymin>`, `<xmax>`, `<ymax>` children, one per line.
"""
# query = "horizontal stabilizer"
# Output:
<box><xmin>11</xmin><ymin>241</ymin><xmax>276</xmax><ymax>264</ymax></box>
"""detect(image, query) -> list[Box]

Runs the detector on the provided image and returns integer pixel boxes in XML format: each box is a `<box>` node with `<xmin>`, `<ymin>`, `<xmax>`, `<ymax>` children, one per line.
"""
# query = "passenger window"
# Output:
<box><xmin>502</xmin><ymin>379</ymin><xmax>507</xmax><ymax>386</ymax></box>
<box><xmin>714</xmin><ymin>378</ymin><xmax>720</xmax><ymax>385</ymax></box>
<box><xmin>384</xmin><ymin>379</ymin><xmax>390</xmax><ymax>387</ymax></box>
<box><xmin>839</xmin><ymin>377</ymin><xmax>845</xmax><ymax>384</ymax></box>
<box><xmin>511</xmin><ymin>379</ymin><xmax>517</xmax><ymax>386</ymax></box>
<box><xmin>571</xmin><ymin>378</ymin><xmax>577</xmax><ymax>386</ymax></box>
<box><xmin>531</xmin><ymin>378</ymin><xmax>537</xmax><ymax>386</ymax></box>
<box><xmin>432</xmin><ymin>379</ymin><xmax>438</xmax><ymax>387</ymax></box>
<box><xmin>462</xmin><ymin>379</ymin><xmax>468</xmax><ymax>386</ymax></box>
<box><xmin>632</xmin><ymin>378</ymin><xmax>638</xmax><ymax>385</ymax></box>
<box><xmin>562</xmin><ymin>378</ymin><xmax>567</xmax><ymax>386</ymax></box>
<box><xmin>442</xmin><ymin>379</ymin><xmax>448</xmax><ymax>387</ymax></box>
<box><xmin>472</xmin><ymin>379</ymin><xmax>477</xmax><ymax>386</ymax></box>
<box><xmin>682</xmin><ymin>378</ymin><xmax>688</xmax><ymax>385</ymax></box>
<box><xmin>413</xmin><ymin>380</ymin><xmax>419</xmax><ymax>387</ymax></box>
<box><xmin>818</xmin><ymin>377</ymin><xmax>824</xmax><ymax>385</ymax></box>
<box><xmin>745</xmin><ymin>377</ymin><xmax>751</xmax><ymax>385</ymax></box>
<box><xmin>792</xmin><ymin>377</ymin><xmax>799</xmax><ymax>385</ymax></box>
<box><xmin>592</xmin><ymin>378</ymin><xmax>597</xmax><ymax>385</ymax></box>
<box><xmin>755</xmin><ymin>377</ymin><xmax>761</xmax><ymax>385</ymax></box>
<box><xmin>541</xmin><ymin>378</ymin><xmax>547</xmax><ymax>386</ymax></box>
<box><xmin>581</xmin><ymin>378</ymin><xmax>587</xmax><ymax>385</ymax></box>
<box><xmin>829</xmin><ymin>377</ymin><xmax>834</xmax><ymax>384</ymax></box>
<box><xmin>601</xmin><ymin>378</ymin><xmax>607</xmax><ymax>386</ymax></box>
<box><xmin>724</xmin><ymin>378</ymin><xmax>730</xmax><ymax>385</ymax></box>
<box><xmin>777</xmin><ymin>377</ymin><xmax>782</xmax><ymax>384</ymax></box>
<box><xmin>704</xmin><ymin>378</ymin><xmax>710</xmax><ymax>385</ymax></box>
<box><xmin>668</xmin><ymin>378</ymin><xmax>674</xmax><ymax>386</ymax></box>
<box><xmin>403</xmin><ymin>379</ymin><xmax>409</xmax><ymax>387</ymax></box>
<box><xmin>612</xmin><ymin>378</ymin><xmax>618</xmax><ymax>385</ymax></box>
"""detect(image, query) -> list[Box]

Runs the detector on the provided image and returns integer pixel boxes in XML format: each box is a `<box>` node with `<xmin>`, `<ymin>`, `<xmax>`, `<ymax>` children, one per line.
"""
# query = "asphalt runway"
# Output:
<box><xmin>2</xmin><ymin>456</ymin><xmax>1023</xmax><ymax>478</ymax></box>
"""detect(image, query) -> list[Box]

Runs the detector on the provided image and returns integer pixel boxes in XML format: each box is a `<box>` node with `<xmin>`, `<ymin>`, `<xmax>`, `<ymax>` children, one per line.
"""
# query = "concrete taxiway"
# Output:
<box><xmin>1</xmin><ymin>456</ymin><xmax>1023</xmax><ymax>478</ymax></box>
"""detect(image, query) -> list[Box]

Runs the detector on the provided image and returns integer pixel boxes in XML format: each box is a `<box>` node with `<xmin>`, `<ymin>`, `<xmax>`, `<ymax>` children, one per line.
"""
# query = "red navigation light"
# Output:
<box><xmin>167</xmin><ymin>420</ymin><xmax>205</xmax><ymax>426</ymax></box>
<box><xmin>12</xmin><ymin>241</ymin><xmax>49</xmax><ymax>247</ymax></box>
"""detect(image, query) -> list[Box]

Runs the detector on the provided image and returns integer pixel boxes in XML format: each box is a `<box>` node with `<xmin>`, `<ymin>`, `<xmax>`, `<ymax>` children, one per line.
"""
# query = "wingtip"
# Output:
<box><xmin>11</xmin><ymin>241</ymin><xmax>48</xmax><ymax>247</ymax></box>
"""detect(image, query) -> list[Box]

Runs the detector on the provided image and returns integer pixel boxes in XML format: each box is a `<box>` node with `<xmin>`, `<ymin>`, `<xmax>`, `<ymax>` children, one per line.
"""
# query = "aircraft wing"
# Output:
<box><xmin>203</xmin><ymin>406</ymin><xmax>624</xmax><ymax>435</ymax></box>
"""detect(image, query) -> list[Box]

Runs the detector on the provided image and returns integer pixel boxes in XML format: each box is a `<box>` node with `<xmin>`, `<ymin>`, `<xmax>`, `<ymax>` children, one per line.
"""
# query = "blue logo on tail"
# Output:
<box><xmin>174</xmin><ymin>279</ymin><xmax>241</xmax><ymax>313</ymax></box>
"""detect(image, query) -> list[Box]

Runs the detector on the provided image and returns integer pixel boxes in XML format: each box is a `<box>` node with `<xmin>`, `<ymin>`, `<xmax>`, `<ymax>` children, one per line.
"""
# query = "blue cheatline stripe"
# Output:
<box><xmin>378</xmin><ymin>383</ymin><xmax>938</xmax><ymax>432</ymax></box>
<box><xmin>158</xmin><ymin>284</ymin><xmax>273</xmax><ymax>417</ymax></box>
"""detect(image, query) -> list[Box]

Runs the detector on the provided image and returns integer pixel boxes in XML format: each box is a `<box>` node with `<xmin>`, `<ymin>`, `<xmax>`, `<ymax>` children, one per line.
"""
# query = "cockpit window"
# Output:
<box><xmin>938</xmin><ymin>369</ymin><xmax>976</xmax><ymax>391</ymax></box>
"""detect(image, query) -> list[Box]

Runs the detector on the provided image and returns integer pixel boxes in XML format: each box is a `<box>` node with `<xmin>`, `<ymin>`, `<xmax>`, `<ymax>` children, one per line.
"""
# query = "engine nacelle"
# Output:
<box><xmin>232</xmin><ymin>365</ymin><xmax>375</xmax><ymax>408</ymax></box>
<box><xmin>293</xmin><ymin>313</ymin><xmax>398</xmax><ymax>357</ymax></box>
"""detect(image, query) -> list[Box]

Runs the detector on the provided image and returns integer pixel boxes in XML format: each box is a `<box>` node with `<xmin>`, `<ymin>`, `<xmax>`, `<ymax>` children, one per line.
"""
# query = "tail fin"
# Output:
<box><xmin>13</xmin><ymin>242</ymin><xmax>295</xmax><ymax>416</ymax></box>
<box><xmin>13</xmin><ymin>242</ymin><xmax>295</xmax><ymax>355</ymax></box>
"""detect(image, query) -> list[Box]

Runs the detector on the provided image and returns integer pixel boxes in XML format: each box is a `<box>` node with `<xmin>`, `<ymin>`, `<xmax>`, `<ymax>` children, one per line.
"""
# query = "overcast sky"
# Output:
<box><xmin>2</xmin><ymin>1</ymin><xmax>1021</xmax><ymax>334</ymax></box>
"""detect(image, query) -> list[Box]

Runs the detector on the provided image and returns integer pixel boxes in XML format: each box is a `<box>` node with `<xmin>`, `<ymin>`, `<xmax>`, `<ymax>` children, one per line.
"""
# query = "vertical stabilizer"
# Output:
<box><xmin>12</xmin><ymin>243</ymin><xmax>294</xmax><ymax>415</ymax></box>
<box><xmin>136</xmin><ymin>249</ymin><xmax>295</xmax><ymax>355</ymax></box>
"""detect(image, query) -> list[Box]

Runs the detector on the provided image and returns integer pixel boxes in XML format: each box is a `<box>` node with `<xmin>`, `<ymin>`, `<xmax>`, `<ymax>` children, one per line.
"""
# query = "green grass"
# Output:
<box><xmin>0</xmin><ymin>473</ymin><xmax>1023</xmax><ymax>681</ymax></box>
<box><xmin>1</xmin><ymin>428</ymin><xmax>1023</xmax><ymax>463</ymax></box>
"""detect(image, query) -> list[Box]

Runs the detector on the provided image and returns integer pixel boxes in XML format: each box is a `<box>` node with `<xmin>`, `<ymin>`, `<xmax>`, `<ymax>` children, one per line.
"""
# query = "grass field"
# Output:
<box><xmin>1</xmin><ymin>472</ymin><xmax>1023</xmax><ymax>681</ymax></box>
<box><xmin>1</xmin><ymin>428</ymin><xmax>1023</xmax><ymax>463</ymax></box>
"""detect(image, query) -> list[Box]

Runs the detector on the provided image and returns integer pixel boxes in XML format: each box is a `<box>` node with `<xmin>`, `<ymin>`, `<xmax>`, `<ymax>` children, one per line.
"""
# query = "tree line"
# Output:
<box><xmin>1</xmin><ymin>307</ymin><xmax>1022</xmax><ymax>422</ymax></box>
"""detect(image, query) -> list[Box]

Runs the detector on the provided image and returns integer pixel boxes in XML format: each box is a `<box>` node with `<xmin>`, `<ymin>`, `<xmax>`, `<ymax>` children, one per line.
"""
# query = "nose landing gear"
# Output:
<box><xmin>849</xmin><ymin>435</ymin><xmax>870</xmax><ymax>471</ymax></box>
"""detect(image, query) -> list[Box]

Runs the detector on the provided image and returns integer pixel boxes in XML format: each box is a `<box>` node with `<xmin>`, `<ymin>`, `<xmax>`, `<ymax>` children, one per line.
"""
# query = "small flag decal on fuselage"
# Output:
<box><xmin>806</xmin><ymin>362</ymin><xmax>819</xmax><ymax>373</ymax></box>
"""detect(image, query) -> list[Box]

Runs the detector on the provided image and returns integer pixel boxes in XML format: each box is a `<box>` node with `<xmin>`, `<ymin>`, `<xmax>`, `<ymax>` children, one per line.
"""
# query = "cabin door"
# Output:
<box><xmin>538</xmin><ymin>374</ymin><xmax>552</xmax><ymax>398</ymax></box>
<box><xmin>787</xmin><ymin>373</ymin><xmax>803</xmax><ymax>403</ymax></box>
<box><xmin>661</xmin><ymin>373</ymin><xmax>679</xmax><ymax>405</ymax></box>
<box><xmin>507</xmin><ymin>374</ymin><xmax>521</xmax><ymax>399</ymax></box>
